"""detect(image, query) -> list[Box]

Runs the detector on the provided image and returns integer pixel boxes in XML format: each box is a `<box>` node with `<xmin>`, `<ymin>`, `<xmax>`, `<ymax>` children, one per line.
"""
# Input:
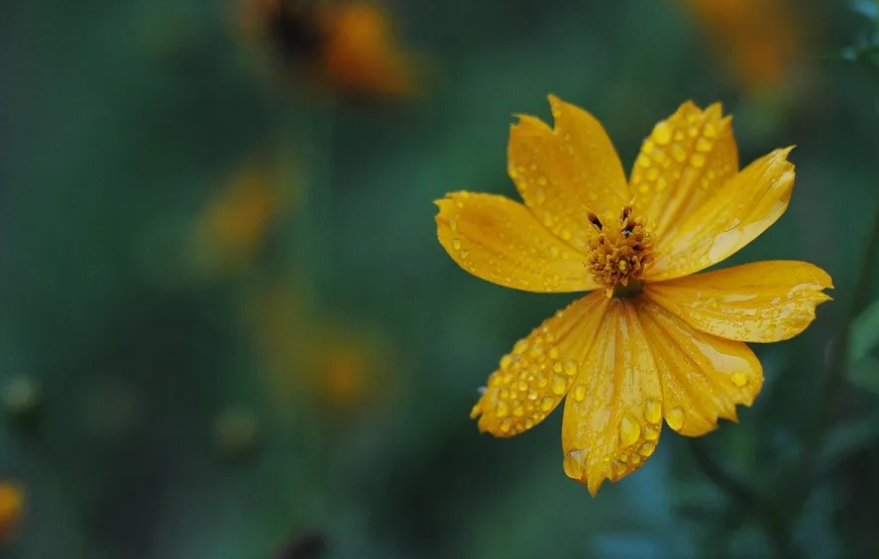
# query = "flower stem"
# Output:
<box><xmin>688</xmin><ymin>439</ymin><xmax>792</xmax><ymax>558</ymax></box>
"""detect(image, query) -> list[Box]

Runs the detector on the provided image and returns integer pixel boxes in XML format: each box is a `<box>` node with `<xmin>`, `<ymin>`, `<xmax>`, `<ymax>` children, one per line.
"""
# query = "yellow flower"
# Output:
<box><xmin>677</xmin><ymin>0</ymin><xmax>800</xmax><ymax>90</ymax></box>
<box><xmin>0</xmin><ymin>482</ymin><xmax>24</xmax><ymax>540</ymax></box>
<box><xmin>242</xmin><ymin>275</ymin><xmax>393</xmax><ymax>412</ymax></box>
<box><xmin>191</xmin><ymin>159</ymin><xmax>295</xmax><ymax>278</ymax></box>
<box><xmin>434</xmin><ymin>96</ymin><xmax>832</xmax><ymax>495</ymax></box>
<box><xmin>237</xmin><ymin>0</ymin><xmax>418</xmax><ymax>99</ymax></box>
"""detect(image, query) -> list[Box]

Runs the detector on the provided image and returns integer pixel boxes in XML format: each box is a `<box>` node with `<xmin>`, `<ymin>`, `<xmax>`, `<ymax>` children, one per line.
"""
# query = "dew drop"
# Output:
<box><xmin>552</xmin><ymin>361</ymin><xmax>563</xmax><ymax>374</ymax></box>
<box><xmin>500</xmin><ymin>355</ymin><xmax>513</xmax><ymax>370</ymax></box>
<box><xmin>671</xmin><ymin>144</ymin><xmax>687</xmax><ymax>163</ymax></box>
<box><xmin>563</xmin><ymin>359</ymin><xmax>578</xmax><ymax>377</ymax></box>
<box><xmin>696</xmin><ymin>137</ymin><xmax>712</xmax><ymax>152</ymax></box>
<box><xmin>513</xmin><ymin>339</ymin><xmax>529</xmax><ymax>355</ymax></box>
<box><xmin>549</xmin><ymin>347</ymin><xmax>560</xmax><ymax>360</ymax></box>
<box><xmin>563</xmin><ymin>451</ymin><xmax>585</xmax><ymax>479</ymax></box>
<box><xmin>500</xmin><ymin>418</ymin><xmax>512</xmax><ymax>433</ymax></box>
<box><xmin>703</xmin><ymin>122</ymin><xmax>718</xmax><ymax>138</ymax></box>
<box><xmin>620</xmin><ymin>415</ymin><xmax>642</xmax><ymax>447</ymax></box>
<box><xmin>731</xmin><ymin>371</ymin><xmax>749</xmax><ymax>387</ymax></box>
<box><xmin>653</xmin><ymin>121</ymin><xmax>673</xmax><ymax>145</ymax></box>
<box><xmin>690</xmin><ymin>153</ymin><xmax>706</xmax><ymax>169</ymax></box>
<box><xmin>666</xmin><ymin>406</ymin><xmax>685</xmax><ymax>431</ymax></box>
<box><xmin>644</xmin><ymin>399</ymin><xmax>662</xmax><ymax>424</ymax></box>
<box><xmin>451</xmin><ymin>239</ymin><xmax>461</xmax><ymax>250</ymax></box>
<box><xmin>636</xmin><ymin>154</ymin><xmax>652</xmax><ymax>168</ymax></box>
<box><xmin>644</xmin><ymin>425</ymin><xmax>659</xmax><ymax>441</ymax></box>
<box><xmin>551</xmin><ymin>375</ymin><xmax>567</xmax><ymax>395</ymax></box>
<box><xmin>639</xmin><ymin>442</ymin><xmax>655</xmax><ymax>457</ymax></box>
<box><xmin>630</xmin><ymin>454</ymin><xmax>642</xmax><ymax>465</ymax></box>
<box><xmin>513</xmin><ymin>405</ymin><xmax>525</xmax><ymax>417</ymax></box>
<box><xmin>540</xmin><ymin>397</ymin><xmax>555</xmax><ymax>412</ymax></box>
<box><xmin>496</xmin><ymin>401</ymin><xmax>509</xmax><ymax>418</ymax></box>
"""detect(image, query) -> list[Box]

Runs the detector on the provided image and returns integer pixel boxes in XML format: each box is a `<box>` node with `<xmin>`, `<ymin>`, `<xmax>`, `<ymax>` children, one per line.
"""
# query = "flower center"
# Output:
<box><xmin>584</xmin><ymin>205</ymin><xmax>655</xmax><ymax>297</ymax></box>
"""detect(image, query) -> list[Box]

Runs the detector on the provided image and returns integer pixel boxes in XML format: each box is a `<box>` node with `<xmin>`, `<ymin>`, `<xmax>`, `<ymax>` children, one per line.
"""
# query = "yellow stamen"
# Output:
<box><xmin>584</xmin><ymin>205</ymin><xmax>655</xmax><ymax>295</ymax></box>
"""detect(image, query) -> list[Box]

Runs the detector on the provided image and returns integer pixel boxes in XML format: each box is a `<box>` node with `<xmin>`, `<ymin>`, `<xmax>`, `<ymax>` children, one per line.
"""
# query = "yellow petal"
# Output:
<box><xmin>644</xmin><ymin>261</ymin><xmax>832</xmax><ymax>342</ymax></box>
<box><xmin>647</xmin><ymin>147</ymin><xmax>795</xmax><ymax>281</ymax></box>
<box><xmin>631</xmin><ymin>101</ymin><xmax>738</xmax><ymax>241</ymax></box>
<box><xmin>561</xmin><ymin>298</ymin><xmax>664</xmax><ymax>496</ymax></box>
<box><xmin>435</xmin><ymin>192</ymin><xmax>599</xmax><ymax>292</ymax></box>
<box><xmin>508</xmin><ymin>95</ymin><xmax>629</xmax><ymax>249</ymax></box>
<box><xmin>636</xmin><ymin>297</ymin><xmax>763</xmax><ymax>437</ymax></box>
<box><xmin>472</xmin><ymin>291</ymin><xmax>610</xmax><ymax>437</ymax></box>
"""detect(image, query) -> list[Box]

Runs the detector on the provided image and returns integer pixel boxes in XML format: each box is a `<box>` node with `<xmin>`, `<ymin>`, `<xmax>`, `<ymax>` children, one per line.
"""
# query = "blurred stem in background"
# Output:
<box><xmin>689</xmin><ymin>439</ymin><xmax>792</xmax><ymax>558</ymax></box>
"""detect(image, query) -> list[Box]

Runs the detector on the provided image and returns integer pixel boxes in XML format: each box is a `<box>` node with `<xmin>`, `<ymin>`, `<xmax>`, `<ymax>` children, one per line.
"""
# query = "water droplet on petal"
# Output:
<box><xmin>551</xmin><ymin>375</ymin><xmax>567</xmax><ymax>395</ymax></box>
<box><xmin>653</xmin><ymin>121</ymin><xmax>672</xmax><ymax>145</ymax></box>
<box><xmin>731</xmin><ymin>371</ymin><xmax>749</xmax><ymax>387</ymax></box>
<box><xmin>644</xmin><ymin>425</ymin><xmax>659</xmax><ymax>441</ymax></box>
<box><xmin>496</xmin><ymin>401</ymin><xmax>509</xmax><ymax>418</ymax></box>
<box><xmin>666</xmin><ymin>407</ymin><xmax>685</xmax><ymax>431</ymax></box>
<box><xmin>540</xmin><ymin>397</ymin><xmax>554</xmax><ymax>412</ymax></box>
<box><xmin>563</xmin><ymin>451</ymin><xmax>585</xmax><ymax>479</ymax></box>
<box><xmin>573</xmin><ymin>385</ymin><xmax>587</xmax><ymax>402</ymax></box>
<box><xmin>639</xmin><ymin>442</ymin><xmax>655</xmax><ymax>457</ymax></box>
<box><xmin>645</xmin><ymin>399</ymin><xmax>662</xmax><ymax>424</ymax></box>
<box><xmin>620</xmin><ymin>415</ymin><xmax>642</xmax><ymax>447</ymax></box>
<box><xmin>691</xmin><ymin>153</ymin><xmax>706</xmax><ymax>168</ymax></box>
<box><xmin>671</xmin><ymin>144</ymin><xmax>687</xmax><ymax>163</ymax></box>
<box><xmin>563</xmin><ymin>359</ymin><xmax>578</xmax><ymax>377</ymax></box>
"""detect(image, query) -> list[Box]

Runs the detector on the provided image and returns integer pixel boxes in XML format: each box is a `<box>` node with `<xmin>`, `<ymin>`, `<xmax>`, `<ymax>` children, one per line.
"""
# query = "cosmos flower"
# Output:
<box><xmin>238</xmin><ymin>0</ymin><xmax>418</xmax><ymax>100</ymax></box>
<box><xmin>190</xmin><ymin>159</ymin><xmax>294</xmax><ymax>278</ymax></box>
<box><xmin>677</xmin><ymin>0</ymin><xmax>800</xmax><ymax>90</ymax></box>
<box><xmin>435</xmin><ymin>96</ymin><xmax>832</xmax><ymax>495</ymax></box>
<box><xmin>0</xmin><ymin>482</ymin><xmax>23</xmax><ymax>540</ymax></box>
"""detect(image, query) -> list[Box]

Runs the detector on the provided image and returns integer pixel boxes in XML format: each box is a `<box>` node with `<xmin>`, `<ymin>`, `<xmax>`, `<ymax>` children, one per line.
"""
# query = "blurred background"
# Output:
<box><xmin>1</xmin><ymin>0</ymin><xmax>879</xmax><ymax>557</ymax></box>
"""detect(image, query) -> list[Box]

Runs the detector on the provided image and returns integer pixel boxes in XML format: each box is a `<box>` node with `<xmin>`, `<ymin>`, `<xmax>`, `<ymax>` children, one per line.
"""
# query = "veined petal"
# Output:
<box><xmin>435</xmin><ymin>192</ymin><xmax>599</xmax><ymax>293</ymax></box>
<box><xmin>561</xmin><ymin>298</ymin><xmax>664</xmax><ymax>496</ymax></box>
<box><xmin>647</xmin><ymin>147</ymin><xmax>795</xmax><ymax>281</ymax></box>
<box><xmin>631</xmin><ymin>101</ymin><xmax>738</xmax><ymax>241</ymax></box>
<box><xmin>636</xmin><ymin>297</ymin><xmax>763</xmax><ymax>437</ymax></box>
<box><xmin>644</xmin><ymin>261</ymin><xmax>833</xmax><ymax>342</ymax></box>
<box><xmin>472</xmin><ymin>291</ymin><xmax>610</xmax><ymax>437</ymax></box>
<box><xmin>508</xmin><ymin>95</ymin><xmax>629</xmax><ymax>249</ymax></box>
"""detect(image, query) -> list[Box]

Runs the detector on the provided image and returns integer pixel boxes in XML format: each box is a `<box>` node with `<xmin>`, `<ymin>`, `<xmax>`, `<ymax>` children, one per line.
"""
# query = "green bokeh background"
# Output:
<box><xmin>1</xmin><ymin>0</ymin><xmax>879</xmax><ymax>558</ymax></box>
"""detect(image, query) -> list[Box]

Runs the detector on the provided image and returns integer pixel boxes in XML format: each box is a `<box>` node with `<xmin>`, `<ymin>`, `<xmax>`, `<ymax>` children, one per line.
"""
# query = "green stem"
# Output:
<box><xmin>689</xmin><ymin>439</ymin><xmax>792</xmax><ymax>559</ymax></box>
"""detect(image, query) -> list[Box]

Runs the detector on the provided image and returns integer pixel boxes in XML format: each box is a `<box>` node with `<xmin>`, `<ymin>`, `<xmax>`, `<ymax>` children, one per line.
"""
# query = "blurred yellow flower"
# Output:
<box><xmin>677</xmin><ymin>0</ymin><xmax>800</xmax><ymax>89</ymax></box>
<box><xmin>0</xmin><ymin>482</ymin><xmax>23</xmax><ymax>540</ymax></box>
<box><xmin>238</xmin><ymin>0</ymin><xmax>418</xmax><ymax>99</ymax></box>
<box><xmin>191</xmin><ymin>159</ymin><xmax>295</xmax><ymax>277</ymax></box>
<box><xmin>243</xmin><ymin>276</ymin><xmax>392</xmax><ymax>412</ymax></box>
<box><xmin>435</xmin><ymin>95</ymin><xmax>832</xmax><ymax>495</ymax></box>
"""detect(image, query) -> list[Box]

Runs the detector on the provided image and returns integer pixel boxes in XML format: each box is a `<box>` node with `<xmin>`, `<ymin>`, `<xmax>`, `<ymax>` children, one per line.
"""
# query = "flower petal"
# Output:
<box><xmin>646</xmin><ymin>147</ymin><xmax>795</xmax><ymax>281</ymax></box>
<box><xmin>631</xmin><ymin>101</ymin><xmax>738</xmax><ymax>241</ymax></box>
<box><xmin>435</xmin><ymin>192</ymin><xmax>599</xmax><ymax>292</ymax></box>
<box><xmin>472</xmin><ymin>292</ymin><xmax>610</xmax><ymax>437</ymax></box>
<box><xmin>561</xmin><ymin>298</ymin><xmax>664</xmax><ymax>496</ymax></box>
<box><xmin>636</xmin><ymin>297</ymin><xmax>764</xmax><ymax>437</ymax></box>
<box><xmin>644</xmin><ymin>261</ymin><xmax>832</xmax><ymax>343</ymax></box>
<box><xmin>508</xmin><ymin>95</ymin><xmax>629</xmax><ymax>249</ymax></box>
